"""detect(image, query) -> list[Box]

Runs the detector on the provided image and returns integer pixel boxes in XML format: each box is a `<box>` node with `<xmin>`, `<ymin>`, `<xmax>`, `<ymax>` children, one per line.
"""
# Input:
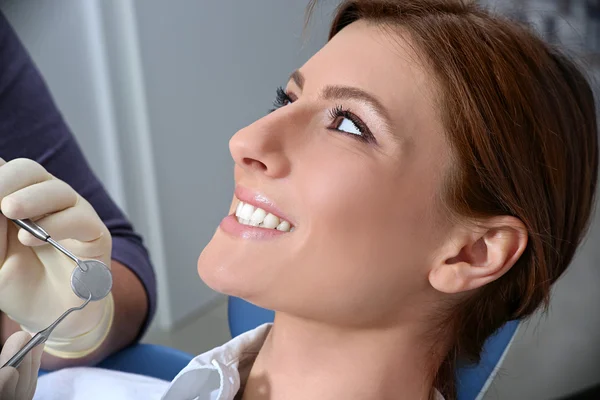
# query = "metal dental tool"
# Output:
<box><xmin>1</xmin><ymin>292</ymin><xmax>93</xmax><ymax>369</ymax></box>
<box><xmin>0</xmin><ymin>214</ymin><xmax>113</xmax><ymax>370</ymax></box>
<box><xmin>2</xmin><ymin>215</ymin><xmax>113</xmax><ymax>301</ymax></box>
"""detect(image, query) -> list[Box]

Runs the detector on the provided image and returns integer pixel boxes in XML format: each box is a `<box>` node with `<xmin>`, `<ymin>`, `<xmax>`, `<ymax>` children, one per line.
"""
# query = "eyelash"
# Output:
<box><xmin>269</xmin><ymin>86</ymin><xmax>292</xmax><ymax>112</ymax></box>
<box><xmin>270</xmin><ymin>87</ymin><xmax>376</xmax><ymax>144</ymax></box>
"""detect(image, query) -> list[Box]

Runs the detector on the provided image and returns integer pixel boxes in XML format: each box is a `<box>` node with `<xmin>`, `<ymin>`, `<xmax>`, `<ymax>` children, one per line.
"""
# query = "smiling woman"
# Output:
<box><xmin>196</xmin><ymin>1</ymin><xmax>598</xmax><ymax>399</ymax></box>
<box><xmin>32</xmin><ymin>1</ymin><xmax>598</xmax><ymax>400</ymax></box>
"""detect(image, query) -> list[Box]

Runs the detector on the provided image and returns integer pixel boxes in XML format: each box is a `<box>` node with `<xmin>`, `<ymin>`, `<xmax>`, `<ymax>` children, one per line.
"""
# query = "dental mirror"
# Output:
<box><xmin>0</xmin><ymin>214</ymin><xmax>113</xmax><ymax>301</ymax></box>
<box><xmin>71</xmin><ymin>260</ymin><xmax>113</xmax><ymax>301</ymax></box>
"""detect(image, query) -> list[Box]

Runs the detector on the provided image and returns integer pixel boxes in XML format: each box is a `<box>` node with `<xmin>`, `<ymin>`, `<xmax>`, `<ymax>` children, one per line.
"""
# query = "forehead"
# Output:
<box><xmin>300</xmin><ymin>20</ymin><xmax>439</xmax><ymax>140</ymax></box>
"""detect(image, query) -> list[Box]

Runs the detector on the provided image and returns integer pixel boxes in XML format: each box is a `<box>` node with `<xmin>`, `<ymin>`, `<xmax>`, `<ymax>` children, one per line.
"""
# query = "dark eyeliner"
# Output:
<box><xmin>328</xmin><ymin>105</ymin><xmax>377</xmax><ymax>144</ymax></box>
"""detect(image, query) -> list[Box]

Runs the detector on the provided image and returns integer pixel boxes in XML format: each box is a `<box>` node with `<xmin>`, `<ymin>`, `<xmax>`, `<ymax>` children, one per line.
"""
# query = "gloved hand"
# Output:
<box><xmin>0</xmin><ymin>331</ymin><xmax>43</xmax><ymax>400</ymax></box>
<box><xmin>0</xmin><ymin>158</ymin><xmax>114</xmax><ymax>359</ymax></box>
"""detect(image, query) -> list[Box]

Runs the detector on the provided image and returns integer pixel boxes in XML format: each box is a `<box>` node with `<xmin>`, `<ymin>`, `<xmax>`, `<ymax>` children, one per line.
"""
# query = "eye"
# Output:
<box><xmin>328</xmin><ymin>105</ymin><xmax>377</xmax><ymax>144</ymax></box>
<box><xmin>269</xmin><ymin>87</ymin><xmax>293</xmax><ymax>113</ymax></box>
<box><xmin>335</xmin><ymin>117</ymin><xmax>361</xmax><ymax>136</ymax></box>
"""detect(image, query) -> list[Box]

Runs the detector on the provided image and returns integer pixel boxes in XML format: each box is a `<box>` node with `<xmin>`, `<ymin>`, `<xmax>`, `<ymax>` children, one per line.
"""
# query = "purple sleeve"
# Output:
<box><xmin>0</xmin><ymin>12</ymin><xmax>157</xmax><ymax>338</ymax></box>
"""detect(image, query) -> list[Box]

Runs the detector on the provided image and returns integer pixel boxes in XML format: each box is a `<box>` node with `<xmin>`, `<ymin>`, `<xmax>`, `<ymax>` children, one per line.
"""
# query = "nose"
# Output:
<box><xmin>229</xmin><ymin>113</ymin><xmax>292</xmax><ymax>178</ymax></box>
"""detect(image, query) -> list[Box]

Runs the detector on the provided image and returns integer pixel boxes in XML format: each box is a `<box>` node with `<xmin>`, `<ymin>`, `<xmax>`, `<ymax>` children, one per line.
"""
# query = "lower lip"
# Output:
<box><xmin>219</xmin><ymin>215</ymin><xmax>290</xmax><ymax>239</ymax></box>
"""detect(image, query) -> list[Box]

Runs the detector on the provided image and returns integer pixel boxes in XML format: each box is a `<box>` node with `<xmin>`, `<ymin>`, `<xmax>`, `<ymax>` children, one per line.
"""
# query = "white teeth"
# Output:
<box><xmin>239</xmin><ymin>203</ymin><xmax>255</xmax><ymax>220</ymax></box>
<box><xmin>235</xmin><ymin>202</ymin><xmax>244</xmax><ymax>217</ymax></box>
<box><xmin>250</xmin><ymin>208</ymin><xmax>267</xmax><ymax>226</ymax></box>
<box><xmin>261</xmin><ymin>213</ymin><xmax>280</xmax><ymax>229</ymax></box>
<box><xmin>234</xmin><ymin>201</ymin><xmax>293</xmax><ymax>232</ymax></box>
<box><xmin>276</xmin><ymin>220</ymin><xmax>291</xmax><ymax>232</ymax></box>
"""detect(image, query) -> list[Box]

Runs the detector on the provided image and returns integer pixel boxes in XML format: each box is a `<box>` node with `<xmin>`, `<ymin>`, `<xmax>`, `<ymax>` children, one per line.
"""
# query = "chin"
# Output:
<box><xmin>196</xmin><ymin>232</ymin><xmax>255</xmax><ymax>298</ymax></box>
<box><xmin>197</xmin><ymin>226</ymin><xmax>292</xmax><ymax>310</ymax></box>
<box><xmin>197</xmin><ymin>250</ymin><xmax>238</xmax><ymax>297</ymax></box>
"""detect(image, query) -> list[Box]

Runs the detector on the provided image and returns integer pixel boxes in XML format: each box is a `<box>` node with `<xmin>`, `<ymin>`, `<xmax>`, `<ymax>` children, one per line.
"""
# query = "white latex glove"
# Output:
<box><xmin>0</xmin><ymin>158</ymin><xmax>114</xmax><ymax>358</ymax></box>
<box><xmin>0</xmin><ymin>331</ymin><xmax>43</xmax><ymax>400</ymax></box>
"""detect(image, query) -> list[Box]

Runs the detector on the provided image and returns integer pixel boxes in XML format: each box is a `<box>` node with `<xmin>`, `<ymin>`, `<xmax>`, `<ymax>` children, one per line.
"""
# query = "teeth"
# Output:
<box><xmin>235</xmin><ymin>202</ymin><xmax>244</xmax><ymax>217</ymax></box>
<box><xmin>249</xmin><ymin>208</ymin><xmax>267</xmax><ymax>226</ymax></box>
<box><xmin>261</xmin><ymin>213</ymin><xmax>280</xmax><ymax>229</ymax></box>
<box><xmin>239</xmin><ymin>203</ymin><xmax>255</xmax><ymax>220</ymax></box>
<box><xmin>234</xmin><ymin>201</ymin><xmax>293</xmax><ymax>232</ymax></box>
<box><xmin>276</xmin><ymin>220</ymin><xmax>291</xmax><ymax>232</ymax></box>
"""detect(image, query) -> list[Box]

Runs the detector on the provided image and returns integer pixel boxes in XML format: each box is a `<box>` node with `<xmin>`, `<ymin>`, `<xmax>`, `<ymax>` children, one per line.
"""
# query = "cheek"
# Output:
<box><xmin>304</xmin><ymin>153</ymin><xmax>432</xmax><ymax>258</ymax></box>
<box><xmin>307</xmin><ymin>168</ymin><xmax>391</xmax><ymax>237</ymax></box>
<box><xmin>291</xmin><ymin>154</ymin><xmax>443</xmax><ymax>307</ymax></box>
<box><xmin>292</xmin><ymin>161</ymin><xmax>411</xmax><ymax>294</ymax></box>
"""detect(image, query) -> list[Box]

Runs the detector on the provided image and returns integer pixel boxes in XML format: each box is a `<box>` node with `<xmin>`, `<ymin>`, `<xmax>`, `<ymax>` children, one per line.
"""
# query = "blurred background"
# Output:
<box><xmin>0</xmin><ymin>0</ymin><xmax>598</xmax><ymax>399</ymax></box>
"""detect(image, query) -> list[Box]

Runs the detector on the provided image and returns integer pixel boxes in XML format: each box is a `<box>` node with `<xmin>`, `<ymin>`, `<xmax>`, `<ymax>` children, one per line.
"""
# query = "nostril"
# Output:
<box><xmin>243</xmin><ymin>158</ymin><xmax>268</xmax><ymax>171</ymax></box>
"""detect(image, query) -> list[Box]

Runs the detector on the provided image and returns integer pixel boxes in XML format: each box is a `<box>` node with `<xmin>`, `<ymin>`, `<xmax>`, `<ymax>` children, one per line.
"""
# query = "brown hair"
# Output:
<box><xmin>308</xmin><ymin>0</ymin><xmax>598</xmax><ymax>398</ymax></box>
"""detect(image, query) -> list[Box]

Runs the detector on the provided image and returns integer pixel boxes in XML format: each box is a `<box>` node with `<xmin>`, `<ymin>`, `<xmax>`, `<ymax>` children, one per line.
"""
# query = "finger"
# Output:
<box><xmin>0</xmin><ymin>332</ymin><xmax>32</xmax><ymax>399</ymax></box>
<box><xmin>18</xmin><ymin>202</ymin><xmax>105</xmax><ymax>246</ymax></box>
<box><xmin>0</xmin><ymin>159</ymin><xmax>51</xmax><ymax>202</ymax></box>
<box><xmin>25</xmin><ymin>344</ymin><xmax>43</xmax><ymax>398</ymax></box>
<box><xmin>18</xmin><ymin>345</ymin><xmax>35</xmax><ymax>400</ymax></box>
<box><xmin>14</xmin><ymin>349</ymin><xmax>31</xmax><ymax>400</ymax></box>
<box><xmin>0</xmin><ymin>332</ymin><xmax>32</xmax><ymax>365</ymax></box>
<box><xmin>1</xmin><ymin>179</ymin><xmax>78</xmax><ymax>220</ymax></box>
<box><xmin>0</xmin><ymin>367</ymin><xmax>18</xmax><ymax>399</ymax></box>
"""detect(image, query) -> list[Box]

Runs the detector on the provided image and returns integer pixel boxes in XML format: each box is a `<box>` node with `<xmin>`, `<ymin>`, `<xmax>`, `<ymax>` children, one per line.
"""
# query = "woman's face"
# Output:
<box><xmin>198</xmin><ymin>21</ymin><xmax>454</xmax><ymax>326</ymax></box>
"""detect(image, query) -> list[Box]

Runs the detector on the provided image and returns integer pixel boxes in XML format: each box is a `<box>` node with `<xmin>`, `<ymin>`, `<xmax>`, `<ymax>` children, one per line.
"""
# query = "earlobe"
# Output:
<box><xmin>429</xmin><ymin>217</ymin><xmax>528</xmax><ymax>294</ymax></box>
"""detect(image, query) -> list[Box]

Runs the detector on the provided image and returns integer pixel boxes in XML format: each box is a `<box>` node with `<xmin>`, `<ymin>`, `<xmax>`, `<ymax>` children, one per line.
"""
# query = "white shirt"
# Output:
<box><xmin>34</xmin><ymin>323</ymin><xmax>445</xmax><ymax>400</ymax></box>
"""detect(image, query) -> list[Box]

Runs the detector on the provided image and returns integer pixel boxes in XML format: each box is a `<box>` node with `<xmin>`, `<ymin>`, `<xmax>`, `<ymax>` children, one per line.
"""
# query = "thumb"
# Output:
<box><xmin>0</xmin><ymin>367</ymin><xmax>18</xmax><ymax>400</ymax></box>
<box><xmin>0</xmin><ymin>332</ymin><xmax>38</xmax><ymax>400</ymax></box>
<box><xmin>0</xmin><ymin>332</ymin><xmax>32</xmax><ymax>366</ymax></box>
<box><xmin>23</xmin><ymin>341</ymin><xmax>43</xmax><ymax>399</ymax></box>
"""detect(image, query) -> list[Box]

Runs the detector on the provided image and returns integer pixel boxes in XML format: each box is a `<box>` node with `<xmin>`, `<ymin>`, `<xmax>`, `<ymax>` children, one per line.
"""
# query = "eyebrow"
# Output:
<box><xmin>288</xmin><ymin>69</ymin><xmax>391</xmax><ymax>124</ymax></box>
<box><xmin>290</xmin><ymin>70</ymin><xmax>305</xmax><ymax>89</ymax></box>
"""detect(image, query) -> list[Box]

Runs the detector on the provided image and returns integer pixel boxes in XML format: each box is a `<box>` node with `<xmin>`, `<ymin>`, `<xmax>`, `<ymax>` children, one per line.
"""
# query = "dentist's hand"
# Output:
<box><xmin>0</xmin><ymin>158</ymin><xmax>114</xmax><ymax>359</ymax></box>
<box><xmin>0</xmin><ymin>332</ymin><xmax>43</xmax><ymax>400</ymax></box>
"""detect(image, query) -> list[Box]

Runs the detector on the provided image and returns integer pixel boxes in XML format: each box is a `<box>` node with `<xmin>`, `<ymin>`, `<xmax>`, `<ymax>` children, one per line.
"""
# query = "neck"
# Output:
<box><xmin>242</xmin><ymin>313</ymin><xmax>441</xmax><ymax>400</ymax></box>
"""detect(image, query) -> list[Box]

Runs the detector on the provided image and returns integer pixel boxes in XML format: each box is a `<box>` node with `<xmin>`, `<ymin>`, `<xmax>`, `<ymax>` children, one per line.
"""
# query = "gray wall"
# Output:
<box><xmin>126</xmin><ymin>0</ymin><xmax>335</xmax><ymax>327</ymax></box>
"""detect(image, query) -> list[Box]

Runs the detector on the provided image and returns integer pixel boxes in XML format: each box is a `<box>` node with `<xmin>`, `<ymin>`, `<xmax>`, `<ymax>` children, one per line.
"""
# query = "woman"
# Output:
<box><xmin>10</xmin><ymin>0</ymin><xmax>600</xmax><ymax>399</ymax></box>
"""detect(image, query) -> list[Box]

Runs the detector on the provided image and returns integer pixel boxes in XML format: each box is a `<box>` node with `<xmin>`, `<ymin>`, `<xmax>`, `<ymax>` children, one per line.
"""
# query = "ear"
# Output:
<box><xmin>429</xmin><ymin>216</ymin><xmax>528</xmax><ymax>294</ymax></box>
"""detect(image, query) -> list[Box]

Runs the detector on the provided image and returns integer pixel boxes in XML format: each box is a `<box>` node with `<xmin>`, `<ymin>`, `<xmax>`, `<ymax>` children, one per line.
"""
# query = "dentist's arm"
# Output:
<box><xmin>0</xmin><ymin>11</ymin><xmax>157</xmax><ymax>368</ymax></box>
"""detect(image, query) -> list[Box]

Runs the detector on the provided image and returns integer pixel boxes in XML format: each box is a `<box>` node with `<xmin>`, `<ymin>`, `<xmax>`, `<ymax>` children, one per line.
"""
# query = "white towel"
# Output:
<box><xmin>33</xmin><ymin>367</ymin><xmax>170</xmax><ymax>400</ymax></box>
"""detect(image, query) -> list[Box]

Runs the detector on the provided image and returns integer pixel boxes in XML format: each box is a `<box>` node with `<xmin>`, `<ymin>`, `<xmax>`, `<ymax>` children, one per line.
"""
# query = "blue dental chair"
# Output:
<box><xmin>38</xmin><ymin>343</ymin><xmax>194</xmax><ymax>381</ymax></box>
<box><xmin>227</xmin><ymin>296</ymin><xmax>521</xmax><ymax>400</ymax></box>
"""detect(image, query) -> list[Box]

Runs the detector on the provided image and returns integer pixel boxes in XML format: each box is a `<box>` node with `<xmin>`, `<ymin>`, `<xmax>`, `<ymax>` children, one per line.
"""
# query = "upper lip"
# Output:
<box><xmin>234</xmin><ymin>185</ymin><xmax>294</xmax><ymax>225</ymax></box>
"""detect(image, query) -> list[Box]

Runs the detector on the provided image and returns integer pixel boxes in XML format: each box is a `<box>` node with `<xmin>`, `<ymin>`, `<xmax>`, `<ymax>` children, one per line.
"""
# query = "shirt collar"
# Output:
<box><xmin>161</xmin><ymin>323</ymin><xmax>444</xmax><ymax>400</ymax></box>
<box><xmin>161</xmin><ymin>323</ymin><xmax>271</xmax><ymax>400</ymax></box>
